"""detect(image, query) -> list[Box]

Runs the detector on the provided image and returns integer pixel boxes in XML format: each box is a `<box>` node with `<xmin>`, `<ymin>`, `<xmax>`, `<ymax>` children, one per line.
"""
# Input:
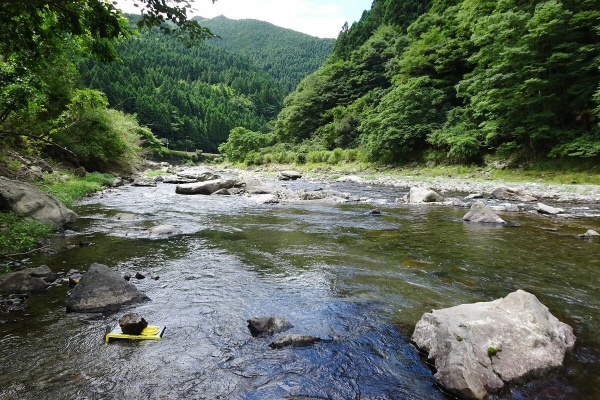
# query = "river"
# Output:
<box><xmin>1</xmin><ymin>174</ymin><xmax>599</xmax><ymax>399</ymax></box>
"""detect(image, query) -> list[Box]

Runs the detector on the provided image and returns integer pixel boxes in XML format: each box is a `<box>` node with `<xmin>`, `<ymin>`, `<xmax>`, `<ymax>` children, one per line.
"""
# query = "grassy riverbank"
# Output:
<box><xmin>221</xmin><ymin>157</ymin><xmax>600</xmax><ymax>186</ymax></box>
<box><xmin>0</xmin><ymin>172</ymin><xmax>114</xmax><ymax>268</ymax></box>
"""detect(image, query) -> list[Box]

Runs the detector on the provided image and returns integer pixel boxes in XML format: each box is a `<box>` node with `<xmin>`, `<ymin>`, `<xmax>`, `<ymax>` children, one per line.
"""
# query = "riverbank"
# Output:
<box><xmin>219</xmin><ymin>163</ymin><xmax>600</xmax><ymax>204</ymax></box>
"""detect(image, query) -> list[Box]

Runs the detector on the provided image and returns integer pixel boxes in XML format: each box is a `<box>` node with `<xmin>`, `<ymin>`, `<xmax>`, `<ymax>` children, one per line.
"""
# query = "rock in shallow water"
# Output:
<box><xmin>463</xmin><ymin>201</ymin><xmax>506</xmax><ymax>224</ymax></box>
<box><xmin>247</xmin><ymin>316</ymin><xmax>293</xmax><ymax>336</ymax></box>
<box><xmin>66</xmin><ymin>263</ymin><xmax>150</xmax><ymax>313</ymax></box>
<box><xmin>269</xmin><ymin>334</ymin><xmax>320</xmax><ymax>349</ymax></box>
<box><xmin>119</xmin><ymin>312</ymin><xmax>148</xmax><ymax>335</ymax></box>
<box><xmin>411</xmin><ymin>290</ymin><xmax>576</xmax><ymax>400</ymax></box>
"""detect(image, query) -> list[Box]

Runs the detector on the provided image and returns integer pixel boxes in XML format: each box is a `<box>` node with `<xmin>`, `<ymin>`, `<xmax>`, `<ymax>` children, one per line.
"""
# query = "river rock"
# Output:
<box><xmin>66</xmin><ymin>263</ymin><xmax>150</xmax><ymax>313</ymax></box>
<box><xmin>175</xmin><ymin>179</ymin><xmax>239</xmax><ymax>195</ymax></box>
<box><xmin>577</xmin><ymin>229</ymin><xmax>600</xmax><ymax>239</ymax></box>
<box><xmin>162</xmin><ymin>176</ymin><xmax>197</xmax><ymax>184</ymax></box>
<box><xmin>253</xmin><ymin>194</ymin><xmax>279</xmax><ymax>204</ymax></box>
<box><xmin>411</xmin><ymin>290</ymin><xmax>576</xmax><ymax>400</ymax></box>
<box><xmin>465</xmin><ymin>193</ymin><xmax>483</xmax><ymax>200</ymax></box>
<box><xmin>176</xmin><ymin>168</ymin><xmax>219</xmax><ymax>182</ymax></box>
<box><xmin>490</xmin><ymin>187</ymin><xmax>537</xmax><ymax>202</ymax></box>
<box><xmin>298</xmin><ymin>189</ymin><xmax>350</xmax><ymax>203</ymax></box>
<box><xmin>463</xmin><ymin>201</ymin><xmax>506</xmax><ymax>224</ymax></box>
<box><xmin>490</xmin><ymin>204</ymin><xmax>520</xmax><ymax>213</ymax></box>
<box><xmin>0</xmin><ymin>266</ymin><xmax>56</xmax><ymax>295</ymax></box>
<box><xmin>0</xmin><ymin>176</ymin><xmax>77</xmax><ymax>229</ymax></box>
<box><xmin>149</xmin><ymin>224</ymin><xmax>180</xmax><ymax>237</ymax></box>
<box><xmin>269</xmin><ymin>334</ymin><xmax>321</xmax><ymax>349</ymax></box>
<box><xmin>365</xmin><ymin>209</ymin><xmax>382</xmax><ymax>216</ymax></box>
<box><xmin>213</xmin><ymin>188</ymin><xmax>231</xmax><ymax>195</ymax></box>
<box><xmin>536</xmin><ymin>202</ymin><xmax>565</xmax><ymax>215</ymax></box>
<box><xmin>336</xmin><ymin>175</ymin><xmax>365</xmax><ymax>184</ymax></box>
<box><xmin>113</xmin><ymin>212</ymin><xmax>138</xmax><ymax>221</ymax></box>
<box><xmin>278</xmin><ymin>170</ymin><xmax>303</xmax><ymax>181</ymax></box>
<box><xmin>131</xmin><ymin>177</ymin><xmax>157</xmax><ymax>187</ymax></box>
<box><xmin>409</xmin><ymin>187</ymin><xmax>445</xmax><ymax>203</ymax></box>
<box><xmin>247</xmin><ymin>316</ymin><xmax>293</xmax><ymax>336</ymax></box>
<box><xmin>118</xmin><ymin>312</ymin><xmax>148</xmax><ymax>334</ymax></box>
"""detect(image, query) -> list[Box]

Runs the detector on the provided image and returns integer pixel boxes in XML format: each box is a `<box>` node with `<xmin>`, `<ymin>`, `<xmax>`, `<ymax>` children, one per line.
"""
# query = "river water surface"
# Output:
<box><xmin>1</xmin><ymin>176</ymin><xmax>599</xmax><ymax>399</ymax></box>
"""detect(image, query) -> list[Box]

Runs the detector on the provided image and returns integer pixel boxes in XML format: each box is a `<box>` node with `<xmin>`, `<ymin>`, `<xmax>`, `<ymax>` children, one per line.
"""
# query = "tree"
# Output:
<box><xmin>0</xmin><ymin>0</ymin><xmax>217</xmax><ymax>127</ymax></box>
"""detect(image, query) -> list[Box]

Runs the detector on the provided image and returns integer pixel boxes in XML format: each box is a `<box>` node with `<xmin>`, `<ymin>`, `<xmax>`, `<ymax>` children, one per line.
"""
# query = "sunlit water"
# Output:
<box><xmin>1</xmin><ymin>178</ymin><xmax>599</xmax><ymax>399</ymax></box>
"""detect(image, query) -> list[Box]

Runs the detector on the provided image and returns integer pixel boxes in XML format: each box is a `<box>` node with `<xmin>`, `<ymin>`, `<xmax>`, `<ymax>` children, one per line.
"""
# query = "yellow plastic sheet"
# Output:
<box><xmin>105</xmin><ymin>325</ymin><xmax>165</xmax><ymax>343</ymax></box>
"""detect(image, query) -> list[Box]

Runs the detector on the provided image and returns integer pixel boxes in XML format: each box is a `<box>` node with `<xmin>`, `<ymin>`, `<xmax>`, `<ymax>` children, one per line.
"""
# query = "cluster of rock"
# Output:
<box><xmin>412</xmin><ymin>290</ymin><xmax>576</xmax><ymax>399</ymax></box>
<box><xmin>247</xmin><ymin>316</ymin><xmax>321</xmax><ymax>349</ymax></box>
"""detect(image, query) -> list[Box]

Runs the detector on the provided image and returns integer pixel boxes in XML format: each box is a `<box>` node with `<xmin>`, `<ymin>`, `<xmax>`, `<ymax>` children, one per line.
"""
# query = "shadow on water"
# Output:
<box><xmin>1</xmin><ymin>182</ymin><xmax>599</xmax><ymax>399</ymax></box>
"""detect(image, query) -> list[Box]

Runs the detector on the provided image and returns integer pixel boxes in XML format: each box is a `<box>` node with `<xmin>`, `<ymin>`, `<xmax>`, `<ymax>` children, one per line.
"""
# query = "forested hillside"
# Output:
<box><xmin>196</xmin><ymin>16</ymin><xmax>336</xmax><ymax>92</ymax></box>
<box><xmin>272</xmin><ymin>0</ymin><xmax>600</xmax><ymax>165</ymax></box>
<box><xmin>79</xmin><ymin>16</ymin><xmax>288</xmax><ymax>153</ymax></box>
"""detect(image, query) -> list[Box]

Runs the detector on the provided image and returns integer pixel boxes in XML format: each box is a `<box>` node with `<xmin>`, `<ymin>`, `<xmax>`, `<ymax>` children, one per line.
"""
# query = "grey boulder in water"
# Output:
<box><xmin>463</xmin><ymin>201</ymin><xmax>506</xmax><ymax>224</ymax></box>
<box><xmin>247</xmin><ymin>316</ymin><xmax>293</xmax><ymax>336</ymax></box>
<box><xmin>411</xmin><ymin>290</ymin><xmax>575</xmax><ymax>399</ymax></box>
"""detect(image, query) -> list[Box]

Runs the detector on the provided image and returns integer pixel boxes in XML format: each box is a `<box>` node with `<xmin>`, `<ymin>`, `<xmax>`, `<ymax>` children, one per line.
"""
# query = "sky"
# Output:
<box><xmin>114</xmin><ymin>0</ymin><xmax>374</xmax><ymax>38</ymax></box>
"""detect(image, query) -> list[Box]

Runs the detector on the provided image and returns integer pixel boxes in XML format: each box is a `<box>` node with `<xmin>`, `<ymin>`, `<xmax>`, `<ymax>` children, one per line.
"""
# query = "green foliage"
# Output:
<box><xmin>487</xmin><ymin>347</ymin><xmax>501</xmax><ymax>358</ymax></box>
<box><xmin>218</xmin><ymin>127</ymin><xmax>273</xmax><ymax>163</ymax></box>
<box><xmin>41</xmin><ymin>172</ymin><xmax>113</xmax><ymax>208</ymax></box>
<box><xmin>199</xmin><ymin>16</ymin><xmax>335</xmax><ymax>92</ymax></box>
<box><xmin>272</xmin><ymin>0</ymin><xmax>600</xmax><ymax>167</ymax></box>
<box><xmin>0</xmin><ymin>213</ymin><xmax>52</xmax><ymax>258</ymax></box>
<box><xmin>0</xmin><ymin>0</ymin><xmax>215</xmax><ymax>130</ymax></box>
<box><xmin>47</xmin><ymin>89</ymin><xmax>144</xmax><ymax>173</ymax></box>
<box><xmin>79</xmin><ymin>21</ymin><xmax>286</xmax><ymax>153</ymax></box>
<box><xmin>549</xmin><ymin>127</ymin><xmax>600</xmax><ymax>158</ymax></box>
<box><xmin>360</xmin><ymin>76</ymin><xmax>448</xmax><ymax>163</ymax></box>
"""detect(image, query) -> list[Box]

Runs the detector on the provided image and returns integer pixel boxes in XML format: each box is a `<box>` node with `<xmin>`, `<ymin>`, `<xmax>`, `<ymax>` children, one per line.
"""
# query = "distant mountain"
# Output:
<box><xmin>79</xmin><ymin>16</ymin><xmax>286</xmax><ymax>153</ymax></box>
<box><xmin>195</xmin><ymin>16</ymin><xmax>336</xmax><ymax>92</ymax></box>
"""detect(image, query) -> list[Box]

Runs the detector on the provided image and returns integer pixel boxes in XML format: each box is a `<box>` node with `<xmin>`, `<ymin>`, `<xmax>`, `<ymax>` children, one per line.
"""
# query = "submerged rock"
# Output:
<box><xmin>247</xmin><ymin>316</ymin><xmax>293</xmax><ymax>336</ymax></box>
<box><xmin>0</xmin><ymin>265</ymin><xmax>56</xmax><ymax>295</ymax></box>
<box><xmin>119</xmin><ymin>313</ymin><xmax>148</xmax><ymax>334</ymax></box>
<box><xmin>269</xmin><ymin>334</ymin><xmax>321</xmax><ymax>349</ymax></box>
<box><xmin>0</xmin><ymin>176</ymin><xmax>77</xmax><ymax>229</ymax></box>
<box><xmin>411</xmin><ymin>290</ymin><xmax>576</xmax><ymax>400</ymax></box>
<box><xmin>463</xmin><ymin>201</ymin><xmax>506</xmax><ymax>224</ymax></box>
<box><xmin>149</xmin><ymin>224</ymin><xmax>180</xmax><ymax>237</ymax></box>
<box><xmin>536</xmin><ymin>202</ymin><xmax>565</xmax><ymax>215</ymax></box>
<box><xmin>577</xmin><ymin>229</ymin><xmax>600</xmax><ymax>239</ymax></box>
<box><xmin>66</xmin><ymin>263</ymin><xmax>150</xmax><ymax>313</ymax></box>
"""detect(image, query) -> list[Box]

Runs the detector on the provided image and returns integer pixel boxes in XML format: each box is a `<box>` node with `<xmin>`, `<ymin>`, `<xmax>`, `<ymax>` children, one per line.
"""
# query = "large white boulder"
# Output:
<box><xmin>412</xmin><ymin>290</ymin><xmax>576</xmax><ymax>399</ymax></box>
<box><xmin>463</xmin><ymin>201</ymin><xmax>506</xmax><ymax>224</ymax></box>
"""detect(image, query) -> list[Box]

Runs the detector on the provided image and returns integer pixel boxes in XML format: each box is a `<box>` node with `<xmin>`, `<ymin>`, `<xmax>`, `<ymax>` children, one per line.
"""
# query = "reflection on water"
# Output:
<box><xmin>1</xmin><ymin>181</ymin><xmax>599</xmax><ymax>399</ymax></box>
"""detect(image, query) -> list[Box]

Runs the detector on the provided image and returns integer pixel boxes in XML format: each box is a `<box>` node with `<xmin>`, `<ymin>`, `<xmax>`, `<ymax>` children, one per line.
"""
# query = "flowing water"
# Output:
<box><xmin>1</xmin><ymin>177</ymin><xmax>599</xmax><ymax>399</ymax></box>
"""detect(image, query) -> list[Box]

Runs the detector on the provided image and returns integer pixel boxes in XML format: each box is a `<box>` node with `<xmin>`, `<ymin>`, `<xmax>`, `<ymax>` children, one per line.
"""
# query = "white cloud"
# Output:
<box><xmin>114</xmin><ymin>0</ymin><xmax>370</xmax><ymax>38</ymax></box>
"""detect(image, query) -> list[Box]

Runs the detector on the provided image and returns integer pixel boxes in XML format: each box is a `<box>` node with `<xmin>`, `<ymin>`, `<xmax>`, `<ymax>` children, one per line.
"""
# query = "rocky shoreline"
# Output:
<box><xmin>231</xmin><ymin>165</ymin><xmax>600</xmax><ymax>204</ymax></box>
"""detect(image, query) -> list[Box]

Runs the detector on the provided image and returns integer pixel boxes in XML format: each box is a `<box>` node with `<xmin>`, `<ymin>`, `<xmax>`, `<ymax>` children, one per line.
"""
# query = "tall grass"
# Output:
<box><xmin>0</xmin><ymin>213</ymin><xmax>52</xmax><ymax>262</ymax></box>
<box><xmin>40</xmin><ymin>172</ymin><xmax>114</xmax><ymax>208</ymax></box>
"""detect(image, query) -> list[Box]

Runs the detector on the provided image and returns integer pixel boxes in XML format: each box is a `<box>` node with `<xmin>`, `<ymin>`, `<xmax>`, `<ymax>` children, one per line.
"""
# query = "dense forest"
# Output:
<box><xmin>270</xmin><ymin>0</ymin><xmax>600</xmax><ymax>165</ymax></box>
<box><xmin>79</xmin><ymin>15</ymin><xmax>334</xmax><ymax>153</ymax></box>
<box><xmin>197</xmin><ymin>16</ymin><xmax>335</xmax><ymax>92</ymax></box>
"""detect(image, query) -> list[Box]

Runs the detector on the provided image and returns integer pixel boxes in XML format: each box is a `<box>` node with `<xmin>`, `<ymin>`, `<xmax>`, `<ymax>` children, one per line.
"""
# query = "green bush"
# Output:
<box><xmin>0</xmin><ymin>213</ymin><xmax>52</xmax><ymax>260</ymax></box>
<box><xmin>296</xmin><ymin>152</ymin><xmax>307</xmax><ymax>164</ymax></box>
<box><xmin>41</xmin><ymin>172</ymin><xmax>113</xmax><ymax>208</ymax></box>
<box><xmin>218</xmin><ymin>127</ymin><xmax>272</xmax><ymax>162</ymax></box>
<box><xmin>49</xmin><ymin>89</ymin><xmax>145</xmax><ymax>173</ymax></box>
